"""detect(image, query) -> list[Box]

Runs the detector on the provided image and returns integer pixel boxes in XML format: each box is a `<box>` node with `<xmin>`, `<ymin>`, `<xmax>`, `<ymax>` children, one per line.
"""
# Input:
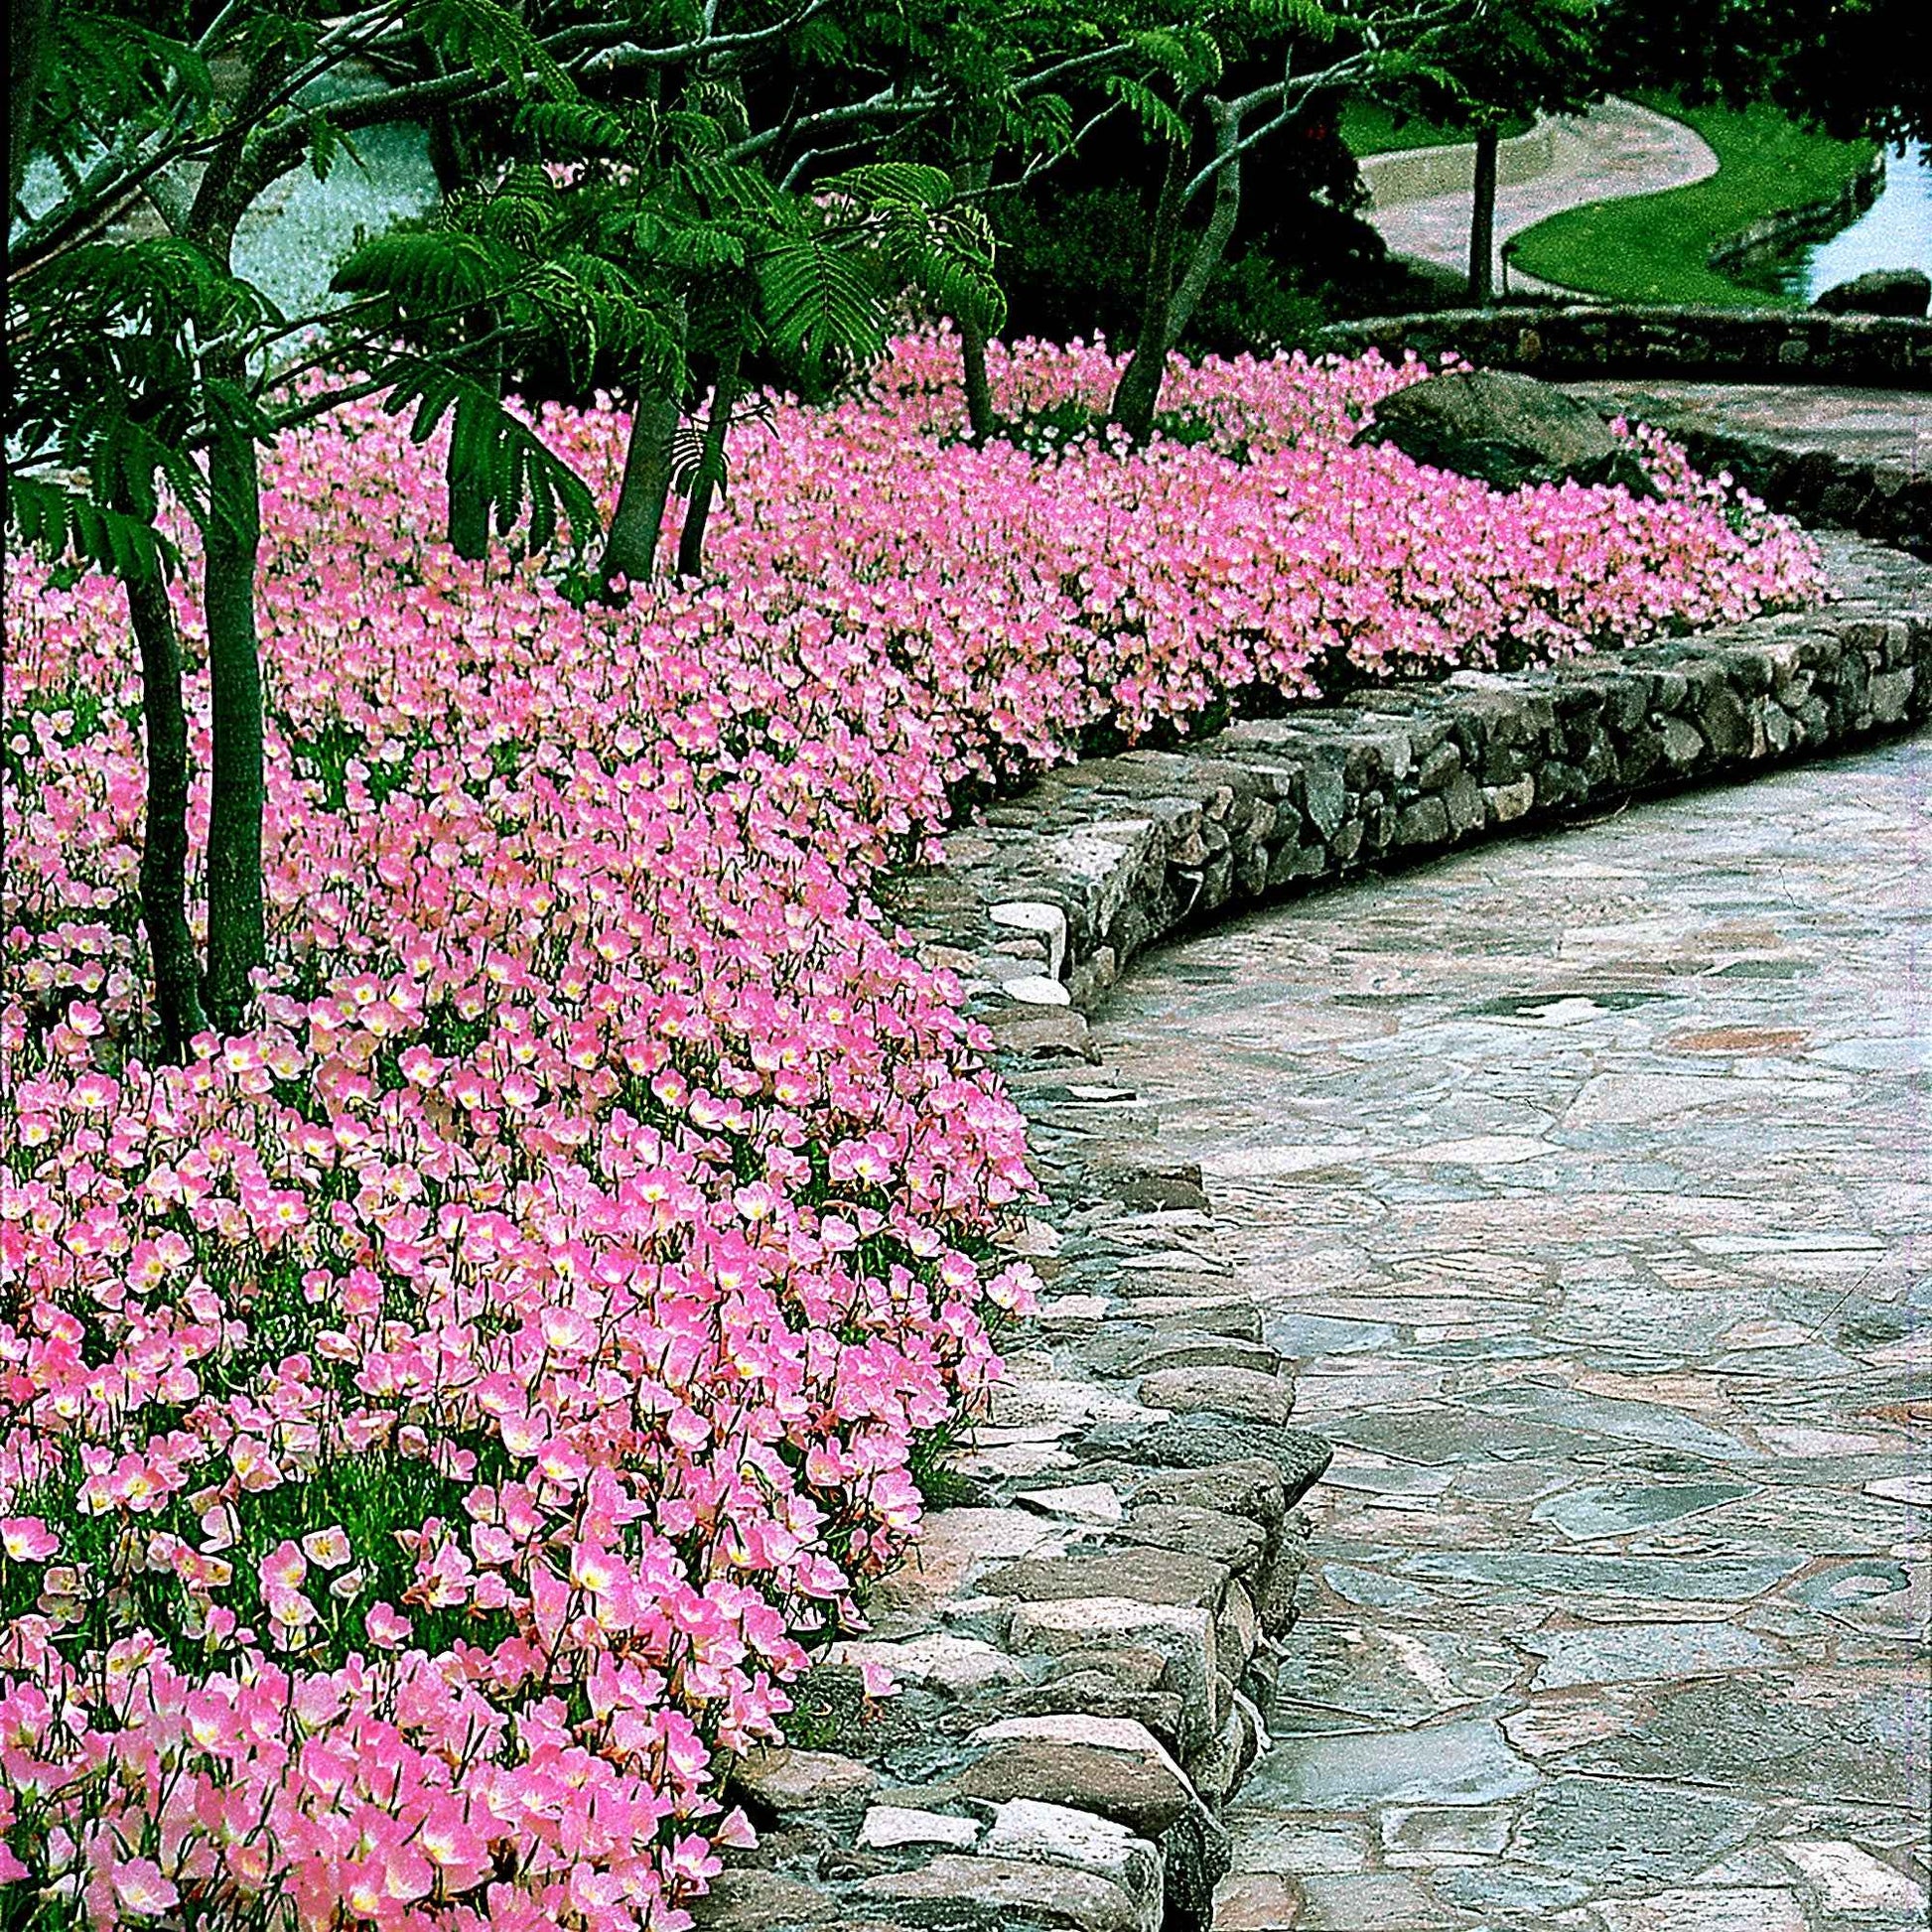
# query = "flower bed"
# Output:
<box><xmin>0</xmin><ymin>338</ymin><xmax>1822</xmax><ymax>1928</ymax></box>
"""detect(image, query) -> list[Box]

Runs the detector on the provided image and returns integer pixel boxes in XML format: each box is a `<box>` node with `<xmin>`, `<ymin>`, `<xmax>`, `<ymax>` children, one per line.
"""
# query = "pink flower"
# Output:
<box><xmin>111</xmin><ymin>1860</ymin><xmax>179</xmax><ymax>1916</ymax></box>
<box><xmin>0</xmin><ymin>1518</ymin><xmax>57</xmax><ymax>1562</ymax></box>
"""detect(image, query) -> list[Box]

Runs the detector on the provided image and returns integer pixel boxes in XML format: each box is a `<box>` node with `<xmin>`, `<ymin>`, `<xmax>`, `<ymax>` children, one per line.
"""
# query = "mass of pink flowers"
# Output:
<box><xmin>0</xmin><ymin>336</ymin><xmax>1821</xmax><ymax>1927</ymax></box>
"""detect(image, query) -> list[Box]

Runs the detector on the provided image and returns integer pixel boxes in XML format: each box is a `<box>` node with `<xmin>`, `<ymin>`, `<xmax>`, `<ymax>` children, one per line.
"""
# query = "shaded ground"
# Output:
<box><xmin>1092</xmin><ymin>741</ymin><xmax>1930</xmax><ymax>1929</ymax></box>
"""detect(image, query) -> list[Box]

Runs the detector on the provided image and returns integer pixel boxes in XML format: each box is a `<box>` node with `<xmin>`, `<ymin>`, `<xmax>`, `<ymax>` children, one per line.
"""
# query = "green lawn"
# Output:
<box><xmin>1506</xmin><ymin>93</ymin><xmax>1877</xmax><ymax>306</ymax></box>
<box><xmin>1340</xmin><ymin>99</ymin><xmax>1530</xmax><ymax>157</ymax></box>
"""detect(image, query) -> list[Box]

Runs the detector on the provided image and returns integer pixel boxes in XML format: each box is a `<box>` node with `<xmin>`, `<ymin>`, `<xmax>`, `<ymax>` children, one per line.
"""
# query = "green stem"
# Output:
<box><xmin>202</xmin><ymin>411</ymin><xmax>267</xmax><ymax>1034</ymax></box>
<box><xmin>122</xmin><ymin>552</ymin><xmax>207</xmax><ymax>1058</ymax></box>
<box><xmin>675</xmin><ymin>339</ymin><xmax>741</xmax><ymax>581</ymax></box>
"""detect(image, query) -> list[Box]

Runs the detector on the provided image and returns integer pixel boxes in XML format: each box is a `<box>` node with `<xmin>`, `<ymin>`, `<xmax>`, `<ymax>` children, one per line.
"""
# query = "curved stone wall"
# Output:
<box><xmin>698</xmin><ymin>530</ymin><xmax>1929</xmax><ymax>1931</ymax></box>
<box><xmin>1314</xmin><ymin>302</ymin><xmax>1932</xmax><ymax>388</ymax></box>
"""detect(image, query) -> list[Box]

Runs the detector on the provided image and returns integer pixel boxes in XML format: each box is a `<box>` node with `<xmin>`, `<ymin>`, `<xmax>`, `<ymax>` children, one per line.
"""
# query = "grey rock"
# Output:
<box><xmin>958</xmin><ymin>1731</ymin><xmax>1196</xmax><ymax>1836</ymax></box>
<box><xmin>1157</xmin><ymin>1810</ymin><xmax>1233</xmax><ymax>1932</ymax></box>
<box><xmin>1117</xmin><ymin>1503</ymin><xmax>1268</xmax><ymax>1576</ymax></box>
<box><xmin>1358</xmin><ymin>368</ymin><xmax>1655</xmax><ymax>494</ymax></box>
<box><xmin>1394</xmin><ymin>795</ymin><xmax>1450</xmax><ymax>848</ymax></box>
<box><xmin>857</xmin><ymin>1854</ymin><xmax>1146</xmax><ymax>1932</ymax></box>
<box><xmin>979</xmin><ymin>1801</ymin><xmax>1163</xmax><ymax>1921</ymax></box>
<box><xmin>1080</xmin><ymin>1332</ymin><xmax>1281</xmax><ymax>1381</ymax></box>
<box><xmin>1078</xmin><ymin>1418</ymin><xmax>1331</xmax><ymax>1509</ymax></box>
<box><xmin>690</xmin><ymin>1871</ymin><xmax>838</xmax><ymax>1928</ymax></box>
<box><xmin>980</xmin><ymin>1547</ymin><xmax>1230</xmax><ymax>1612</ymax></box>
<box><xmin>1137</xmin><ymin>1365</ymin><xmax>1293</xmax><ymax>1426</ymax></box>
<box><xmin>1129</xmin><ymin>1458</ymin><xmax>1287</xmax><ymax>1528</ymax></box>
<box><xmin>992</xmin><ymin>1673</ymin><xmax>1188</xmax><ymax>1755</ymax></box>
<box><xmin>1813</xmin><ymin>267</ymin><xmax>1931</xmax><ymax>318</ymax></box>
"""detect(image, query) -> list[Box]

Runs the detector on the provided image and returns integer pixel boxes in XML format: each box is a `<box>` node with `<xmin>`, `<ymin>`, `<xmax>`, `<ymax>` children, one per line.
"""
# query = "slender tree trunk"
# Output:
<box><xmin>202</xmin><ymin>411</ymin><xmax>267</xmax><ymax>1032</ymax></box>
<box><xmin>675</xmin><ymin>339</ymin><xmax>742</xmax><ymax>581</ymax></box>
<box><xmin>8</xmin><ymin>0</ymin><xmax>55</xmax><ymax>204</ymax></box>
<box><xmin>1164</xmin><ymin>99</ymin><xmax>1241</xmax><ymax>357</ymax></box>
<box><xmin>123</xmin><ymin>553</ymin><xmax>207</xmax><ymax>1058</ymax></box>
<box><xmin>600</xmin><ymin>299</ymin><xmax>687</xmax><ymax>593</ymax></box>
<box><xmin>184</xmin><ymin>62</ymin><xmax>278</xmax><ymax>1036</ymax></box>
<box><xmin>951</xmin><ymin>152</ymin><xmax>998</xmax><ymax>443</ymax></box>
<box><xmin>1468</xmin><ymin>126</ymin><xmax>1499</xmax><ymax>304</ymax></box>
<box><xmin>1109</xmin><ymin>139</ymin><xmax>1188</xmax><ymax>444</ymax></box>
<box><xmin>959</xmin><ymin>317</ymin><xmax>997</xmax><ymax>444</ymax></box>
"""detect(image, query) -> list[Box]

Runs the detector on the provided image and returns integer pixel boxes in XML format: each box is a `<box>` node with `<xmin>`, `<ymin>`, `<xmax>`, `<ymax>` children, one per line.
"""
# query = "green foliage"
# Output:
<box><xmin>1338</xmin><ymin>95</ymin><xmax>1532</xmax><ymax>155</ymax></box>
<box><xmin>413</xmin><ymin>0</ymin><xmax>571</xmax><ymax>98</ymax></box>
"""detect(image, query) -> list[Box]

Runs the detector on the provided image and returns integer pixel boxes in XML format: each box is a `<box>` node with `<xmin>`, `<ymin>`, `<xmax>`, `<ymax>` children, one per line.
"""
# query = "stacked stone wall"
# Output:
<box><xmin>1315</xmin><ymin>302</ymin><xmax>1932</xmax><ymax>390</ymax></box>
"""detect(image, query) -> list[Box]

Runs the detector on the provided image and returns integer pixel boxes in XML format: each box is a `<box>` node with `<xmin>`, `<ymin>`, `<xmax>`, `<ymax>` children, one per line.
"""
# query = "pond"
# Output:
<box><xmin>1727</xmin><ymin>141</ymin><xmax>1932</xmax><ymax>302</ymax></box>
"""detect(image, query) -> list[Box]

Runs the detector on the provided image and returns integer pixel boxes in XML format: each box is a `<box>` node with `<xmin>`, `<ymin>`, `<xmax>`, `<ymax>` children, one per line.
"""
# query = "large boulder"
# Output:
<box><xmin>1812</xmin><ymin>268</ymin><xmax>1931</xmax><ymax>318</ymax></box>
<box><xmin>1356</xmin><ymin>368</ymin><xmax>1654</xmax><ymax>495</ymax></box>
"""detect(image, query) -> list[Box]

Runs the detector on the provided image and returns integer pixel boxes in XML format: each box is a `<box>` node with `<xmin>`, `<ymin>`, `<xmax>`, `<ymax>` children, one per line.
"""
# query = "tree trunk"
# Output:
<box><xmin>959</xmin><ymin>316</ymin><xmax>997</xmax><ymax>444</ymax></box>
<box><xmin>1109</xmin><ymin>140</ymin><xmax>1188</xmax><ymax>444</ymax></box>
<box><xmin>600</xmin><ymin>300</ymin><xmax>687</xmax><ymax>593</ymax></box>
<box><xmin>951</xmin><ymin>152</ymin><xmax>998</xmax><ymax>443</ymax></box>
<box><xmin>123</xmin><ymin>554</ymin><xmax>207</xmax><ymax>1059</ymax></box>
<box><xmin>202</xmin><ymin>410</ymin><xmax>268</xmax><ymax>1034</ymax></box>
<box><xmin>184</xmin><ymin>62</ymin><xmax>280</xmax><ymax>1036</ymax></box>
<box><xmin>9</xmin><ymin>0</ymin><xmax>55</xmax><ymax>205</ymax></box>
<box><xmin>1468</xmin><ymin>126</ymin><xmax>1499</xmax><ymax>304</ymax></box>
<box><xmin>1163</xmin><ymin>99</ymin><xmax>1241</xmax><ymax>358</ymax></box>
<box><xmin>675</xmin><ymin>339</ymin><xmax>742</xmax><ymax>581</ymax></box>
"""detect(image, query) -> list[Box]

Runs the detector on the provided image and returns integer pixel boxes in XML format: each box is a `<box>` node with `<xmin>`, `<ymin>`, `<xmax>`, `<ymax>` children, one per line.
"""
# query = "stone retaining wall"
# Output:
<box><xmin>695</xmin><ymin>535</ymin><xmax>1929</xmax><ymax>1932</ymax></box>
<box><xmin>695</xmin><ymin>1097</ymin><xmax>1329</xmax><ymax>1932</ymax></box>
<box><xmin>1590</xmin><ymin>407</ymin><xmax>1932</xmax><ymax>562</ymax></box>
<box><xmin>1315</xmin><ymin>302</ymin><xmax>1932</xmax><ymax>389</ymax></box>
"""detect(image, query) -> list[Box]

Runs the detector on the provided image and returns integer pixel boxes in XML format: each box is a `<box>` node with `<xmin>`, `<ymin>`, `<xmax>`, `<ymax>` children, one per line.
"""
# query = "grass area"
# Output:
<box><xmin>1507</xmin><ymin>92</ymin><xmax>1878</xmax><ymax>306</ymax></box>
<box><xmin>1340</xmin><ymin>98</ymin><xmax>1531</xmax><ymax>156</ymax></box>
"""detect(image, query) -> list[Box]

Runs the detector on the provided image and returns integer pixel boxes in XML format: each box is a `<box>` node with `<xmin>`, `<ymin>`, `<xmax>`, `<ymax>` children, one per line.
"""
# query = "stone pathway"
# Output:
<box><xmin>1570</xmin><ymin>380</ymin><xmax>1931</xmax><ymax>480</ymax></box>
<box><xmin>1364</xmin><ymin>96</ymin><xmax>1718</xmax><ymax>293</ymax></box>
<box><xmin>1089</xmin><ymin>739</ymin><xmax>1931</xmax><ymax>1930</ymax></box>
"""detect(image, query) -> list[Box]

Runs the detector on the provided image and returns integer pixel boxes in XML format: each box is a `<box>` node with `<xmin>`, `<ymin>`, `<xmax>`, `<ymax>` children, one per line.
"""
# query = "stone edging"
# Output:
<box><xmin>1706</xmin><ymin>152</ymin><xmax>1885</xmax><ymax>272</ymax></box>
<box><xmin>1585</xmin><ymin>400</ymin><xmax>1932</xmax><ymax>562</ymax></box>
<box><xmin>1314</xmin><ymin>302</ymin><xmax>1932</xmax><ymax>390</ymax></box>
<box><xmin>695</xmin><ymin>536</ymin><xmax>1928</xmax><ymax>1932</ymax></box>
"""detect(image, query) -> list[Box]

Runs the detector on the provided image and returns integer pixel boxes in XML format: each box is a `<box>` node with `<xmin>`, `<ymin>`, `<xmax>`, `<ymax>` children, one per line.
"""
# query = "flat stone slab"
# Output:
<box><xmin>979</xmin><ymin>1547</ymin><xmax>1230</xmax><ymax>1611</ymax></box>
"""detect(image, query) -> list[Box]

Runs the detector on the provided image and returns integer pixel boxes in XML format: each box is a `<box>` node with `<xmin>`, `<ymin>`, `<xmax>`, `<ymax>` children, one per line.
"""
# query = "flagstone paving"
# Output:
<box><xmin>1088</xmin><ymin>738</ymin><xmax>1930</xmax><ymax>1929</ymax></box>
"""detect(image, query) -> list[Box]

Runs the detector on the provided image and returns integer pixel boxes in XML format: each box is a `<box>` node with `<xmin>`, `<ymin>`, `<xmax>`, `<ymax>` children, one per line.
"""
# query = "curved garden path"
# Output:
<box><xmin>1089</xmin><ymin>739</ymin><xmax>1930</xmax><ymax>1928</ymax></box>
<box><xmin>1362</xmin><ymin>96</ymin><xmax>1719</xmax><ymax>294</ymax></box>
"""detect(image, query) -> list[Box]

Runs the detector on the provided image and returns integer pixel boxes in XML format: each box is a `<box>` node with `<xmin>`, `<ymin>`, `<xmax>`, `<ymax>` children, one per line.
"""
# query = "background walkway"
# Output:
<box><xmin>1092</xmin><ymin>742</ymin><xmax>1929</xmax><ymax>1929</ymax></box>
<box><xmin>1362</xmin><ymin>96</ymin><xmax>1718</xmax><ymax>293</ymax></box>
<box><xmin>1569</xmin><ymin>379</ymin><xmax>1931</xmax><ymax>477</ymax></box>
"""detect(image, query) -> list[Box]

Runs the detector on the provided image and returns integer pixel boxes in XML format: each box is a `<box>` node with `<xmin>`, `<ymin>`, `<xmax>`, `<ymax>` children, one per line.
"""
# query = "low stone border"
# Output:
<box><xmin>888</xmin><ymin>533</ymin><xmax>1928</xmax><ymax>1047</ymax></box>
<box><xmin>695</xmin><ymin>534</ymin><xmax>1928</xmax><ymax>1932</ymax></box>
<box><xmin>1583</xmin><ymin>397</ymin><xmax>1931</xmax><ymax>561</ymax></box>
<box><xmin>695</xmin><ymin>1096</ymin><xmax>1328</xmax><ymax>1932</ymax></box>
<box><xmin>1315</xmin><ymin>302</ymin><xmax>1932</xmax><ymax>389</ymax></box>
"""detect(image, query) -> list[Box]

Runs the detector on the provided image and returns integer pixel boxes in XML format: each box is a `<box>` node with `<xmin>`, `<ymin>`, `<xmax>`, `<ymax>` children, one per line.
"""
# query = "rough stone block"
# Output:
<box><xmin>857</xmin><ymin>1854</ymin><xmax>1147</xmax><ymax>1932</ymax></box>
<box><xmin>1137</xmin><ymin>1364</ymin><xmax>1294</xmax><ymax>1427</ymax></box>
<box><xmin>959</xmin><ymin>1718</ymin><xmax>1198</xmax><ymax>1836</ymax></box>
<box><xmin>1485</xmin><ymin>776</ymin><xmax>1535</xmax><ymax>823</ymax></box>
<box><xmin>734</xmin><ymin>1747</ymin><xmax>876</xmax><ymax>1815</ymax></box>
<box><xmin>1117</xmin><ymin>1503</ymin><xmax>1268</xmax><ymax>1577</ymax></box>
<box><xmin>1005</xmin><ymin>1597</ymin><xmax>1218</xmax><ymax>1754</ymax></box>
